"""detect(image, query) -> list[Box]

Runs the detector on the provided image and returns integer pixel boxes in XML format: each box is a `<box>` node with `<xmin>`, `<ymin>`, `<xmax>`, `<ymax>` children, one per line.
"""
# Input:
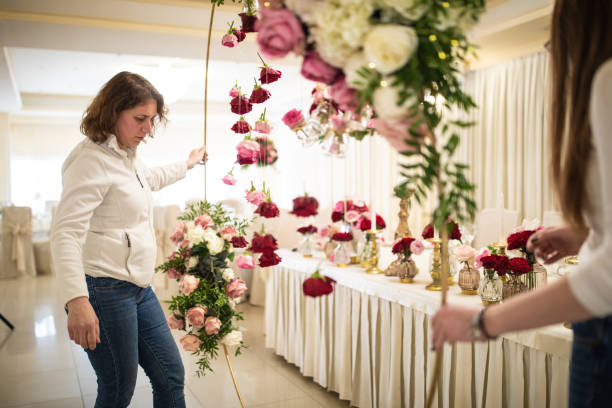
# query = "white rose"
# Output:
<box><xmin>373</xmin><ymin>81</ymin><xmax>417</xmax><ymax>119</ymax></box>
<box><xmin>343</xmin><ymin>52</ymin><xmax>371</xmax><ymax>90</ymax></box>
<box><xmin>221</xmin><ymin>330</ymin><xmax>243</xmax><ymax>347</ymax></box>
<box><xmin>203</xmin><ymin>229</ymin><xmax>224</xmax><ymax>255</ymax></box>
<box><xmin>186</xmin><ymin>224</ymin><xmax>206</xmax><ymax>245</ymax></box>
<box><xmin>378</xmin><ymin>0</ymin><xmax>430</xmax><ymax>21</ymax></box>
<box><xmin>364</xmin><ymin>25</ymin><xmax>418</xmax><ymax>75</ymax></box>
<box><xmin>186</xmin><ymin>256</ymin><xmax>199</xmax><ymax>270</ymax></box>
<box><xmin>222</xmin><ymin>268</ymin><xmax>236</xmax><ymax>281</ymax></box>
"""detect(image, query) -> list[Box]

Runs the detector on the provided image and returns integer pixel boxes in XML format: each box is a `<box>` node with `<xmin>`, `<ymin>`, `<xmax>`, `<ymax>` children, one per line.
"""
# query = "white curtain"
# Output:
<box><xmin>457</xmin><ymin>51</ymin><xmax>556</xmax><ymax>221</ymax></box>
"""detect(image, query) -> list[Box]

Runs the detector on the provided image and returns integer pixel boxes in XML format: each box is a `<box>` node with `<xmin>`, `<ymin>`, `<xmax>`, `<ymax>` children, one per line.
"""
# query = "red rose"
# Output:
<box><xmin>508</xmin><ymin>257</ymin><xmax>532</xmax><ymax>275</ymax></box>
<box><xmin>422</xmin><ymin>224</ymin><xmax>434</xmax><ymax>239</ymax></box>
<box><xmin>421</xmin><ymin>220</ymin><xmax>462</xmax><ymax>240</ymax></box>
<box><xmin>259</xmin><ymin>251</ymin><xmax>282</xmax><ymax>267</ymax></box>
<box><xmin>250</xmin><ymin>232</ymin><xmax>279</xmax><ymax>253</ymax></box>
<box><xmin>239</xmin><ymin>12</ymin><xmax>258</xmax><ymax>33</ymax></box>
<box><xmin>255</xmin><ymin>201</ymin><xmax>280</xmax><ymax>218</ymax></box>
<box><xmin>290</xmin><ymin>195</ymin><xmax>319</xmax><ymax>217</ymax></box>
<box><xmin>331</xmin><ymin>232</ymin><xmax>353</xmax><ymax>242</ymax></box>
<box><xmin>331</xmin><ymin>211</ymin><xmax>343</xmax><ymax>223</ymax></box>
<box><xmin>250</xmin><ymin>87</ymin><xmax>271</xmax><ymax>104</ymax></box>
<box><xmin>357</xmin><ymin>215</ymin><xmax>385</xmax><ymax>231</ymax></box>
<box><xmin>231</xmin><ymin>236</ymin><xmax>248</xmax><ymax>248</ymax></box>
<box><xmin>237</xmin><ymin>155</ymin><xmax>256</xmax><ymax>165</ymax></box>
<box><xmin>230</xmin><ymin>95</ymin><xmax>253</xmax><ymax>115</ymax></box>
<box><xmin>300</xmin><ymin>50</ymin><xmax>341</xmax><ymax>84</ymax></box>
<box><xmin>480</xmin><ymin>254</ymin><xmax>509</xmax><ymax>275</ymax></box>
<box><xmin>303</xmin><ymin>274</ymin><xmax>336</xmax><ymax>297</ymax></box>
<box><xmin>297</xmin><ymin>225</ymin><xmax>318</xmax><ymax>234</ymax></box>
<box><xmin>231</xmin><ymin>118</ymin><xmax>251</xmax><ymax>134</ymax></box>
<box><xmin>260</xmin><ymin>67</ymin><xmax>282</xmax><ymax>84</ymax></box>
<box><xmin>232</xmin><ymin>29</ymin><xmax>246</xmax><ymax>42</ymax></box>
<box><xmin>392</xmin><ymin>237</ymin><xmax>416</xmax><ymax>254</ymax></box>
<box><xmin>449</xmin><ymin>221</ymin><xmax>462</xmax><ymax>240</ymax></box>
<box><xmin>507</xmin><ymin>230</ymin><xmax>535</xmax><ymax>251</ymax></box>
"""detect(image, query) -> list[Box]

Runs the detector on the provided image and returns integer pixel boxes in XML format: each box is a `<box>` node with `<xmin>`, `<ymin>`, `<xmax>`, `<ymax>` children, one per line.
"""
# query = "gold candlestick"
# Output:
<box><xmin>364</xmin><ymin>231</ymin><xmax>383</xmax><ymax>274</ymax></box>
<box><xmin>425</xmin><ymin>238</ymin><xmax>453</xmax><ymax>290</ymax></box>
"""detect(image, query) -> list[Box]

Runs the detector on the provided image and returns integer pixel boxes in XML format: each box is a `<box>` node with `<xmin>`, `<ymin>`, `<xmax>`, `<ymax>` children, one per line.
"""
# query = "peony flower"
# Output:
<box><xmin>239</xmin><ymin>12</ymin><xmax>258</xmax><ymax>33</ymax></box>
<box><xmin>282</xmin><ymin>109</ymin><xmax>305</xmax><ymax>130</ymax></box>
<box><xmin>259</xmin><ymin>251</ymin><xmax>282</xmax><ymax>267</ymax></box>
<box><xmin>230</xmin><ymin>95</ymin><xmax>253</xmax><ymax>115</ymax></box>
<box><xmin>236</xmin><ymin>139</ymin><xmax>260</xmax><ymax>165</ymax></box>
<box><xmin>180</xmin><ymin>334</ymin><xmax>202</xmax><ymax>352</ymax></box>
<box><xmin>372</xmin><ymin>116</ymin><xmax>431</xmax><ymax>152</ymax></box>
<box><xmin>221</xmin><ymin>330</ymin><xmax>243</xmax><ymax>347</ymax></box>
<box><xmin>194</xmin><ymin>214</ymin><xmax>214</xmax><ymax>230</ymax></box>
<box><xmin>343</xmin><ymin>52</ymin><xmax>370</xmax><ymax>90</ymax></box>
<box><xmin>474</xmin><ymin>248</ymin><xmax>491</xmax><ymax>269</ymax></box>
<box><xmin>245</xmin><ymin>189</ymin><xmax>266</xmax><ymax>206</ymax></box>
<box><xmin>300</xmin><ymin>50</ymin><xmax>341</xmax><ymax>84</ymax></box>
<box><xmin>392</xmin><ymin>237</ymin><xmax>416</xmax><ymax>254</ymax></box>
<box><xmin>259</xmin><ymin>67</ymin><xmax>282</xmax><ymax>84</ymax></box>
<box><xmin>203</xmin><ymin>229</ymin><xmax>224</xmax><ymax>255</ymax></box>
<box><xmin>481</xmin><ymin>254</ymin><xmax>509</xmax><ymax>276</ymax></box>
<box><xmin>255</xmin><ymin>8</ymin><xmax>304</xmax><ymax>58</ymax></box>
<box><xmin>235</xmin><ymin>254</ymin><xmax>255</xmax><ymax>269</ymax></box>
<box><xmin>170</xmin><ymin>221</ymin><xmax>187</xmax><ymax>243</ymax></box>
<box><xmin>345</xmin><ymin>210</ymin><xmax>361</xmax><ymax>224</ymax></box>
<box><xmin>221</xmin><ymin>33</ymin><xmax>238</xmax><ymax>48</ymax></box>
<box><xmin>373</xmin><ymin>83</ymin><xmax>417</xmax><ymax>119</ymax></box>
<box><xmin>179</xmin><ymin>274</ymin><xmax>200</xmax><ymax>295</ymax></box>
<box><xmin>250</xmin><ymin>86</ymin><xmax>271</xmax><ymax>104</ymax></box>
<box><xmin>364</xmin><ymin>25</ymin><xmax>418</xmax><ymax>75</ymax></box>
<box><xmin>231</xmin><ymin>236</ymin><xmax>248</xmax><ymax>248</ymax></box>
<box><xmin>254</xmin><ymin>120</ymin><xmax>272</xmax><ymax>134</ymax></box>
<box><xmin>229</xmin><ymin>86</ymin><xmax>240</xmax><ymax>98</ymax></box>
<box><xmin>329</xmin><ymin>76</ymin><xmax>359</xmax><ymax>112</ymax></box>
<box><xmin>232</xmin><ymin>29</ymin><xmax>246</xmax><ymax>42</ymax></box>
<box><xmin>303</xmin><ymin>273</ymin><xmax>336</xmax><ymax>297</ymax></box>
<box><xmin>454</xmin><ymin>245</ymin><xmax>477</xmax><ymax>263</ymax></box>
<box><xmin>186</xmin><ymin>256</ymin><xmax>199</xmax><ymax>271</ymax></box>
<box><xmin>422</xmin><ymin>223</ymin><xmax>434</xmax><ymax>240</ymax></box>
<box><xmin>410</xmin><ymin>240</ymin><xmax>424</xmax><ymax>255</ymax></box>
<box><xmin>255</xmin><ymin>201</ymin><xmax>280</xmax><ymax>218</ymax></box>
<box><xmin>220</xmin><ymin>226</ymin><xmax>238</xmax><ymax>241</ymax></box>
<box><xmin>166</xmin><ymin>268</ymin><xmax>182</xmax><ymax>280</ymax></box>
<box><xmin>186</xmin><ymin>225</ymin><xmax>206</xmax><ymax>245</ymax></box>
<box><xmin>204</xmin><ymin>316</ymin><xmax>222</xmax><ymax>335</ymax></box>
<box><xmin>231</xmin><ymin>117</ymin><xmax>251</xmax><ymax>134</ymax></box>
<box><xmin>331</xmin><ymin>232</ymin><xmax>353</xmax><ymax>242</ymax></box>
<box><xmin>226</xmin><ymin>278</ymin><xmax>248</xmax><ymax>298</ymax></box>
<box><xmin>222</xmin><ymin>174</ymin><xmax>237</xmax><ymax>185</ymax></box>
<box><xmin>167</xmin><ymin>314</ymin><xmax>184</xmax><ymax>330</ymax></box>
<box><xmin>222</xmin><ymin>267</ymin><xmax>236</xmax><ymax>281</ymax></box>
<box><xmin>250</xmin><ymin>232</ymin><xmax>278</xmax><ymax>253</ymax></box>
<box><xmin>186</xmin><ymin>305</ymin><xmax>207</xmax><ymax>329</ymax></box>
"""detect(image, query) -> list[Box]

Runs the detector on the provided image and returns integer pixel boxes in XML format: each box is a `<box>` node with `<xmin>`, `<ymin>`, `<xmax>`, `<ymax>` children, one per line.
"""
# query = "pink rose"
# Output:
<box><xmin>235</xmin><ymin>254</ymin><xmax>255</xmax><ymax>269</ymax></box>
<box><xmin>167</xmin><ymin>315</ymin><xmax>184</xmax><ymax>330</ymax></box>
<box><xmin>179</xmin><ymin>239</ymin><xmax>191</xmax><ymax>249</ymax></box>
<box><xmin>282</xmin><ymin>109</ymin><xmax>305</xmax><ymax>130</ymax></box>
<box><xmin>410</xmin><ymin>240</ymin><xmax>424</xmax><ymax>255</ymax></box>
<box><xmin>204</xmin><ymin>316</ymin><xmax>222</xmax><ymax>335</ymax></box>
<box><xmin>301</xmin><ymin>50</ymin><xmax>341</xmax><ymax>84</ymax></box>
<box><xmin>245</xmin><ymin>190</ymin><xmax>266</xmax><ymax>206</ymax></box>
<box><xmin>226</xmin><ymin>278</ymin><xmax>248</xmax><ymax>299</ymax></box>
<box><xmin>474</xmin><ymin>248</ymin><xmax>491</xmax><ymax>269</ymax></box>
<box><xmin>186</xmin><ymin>305</ymin><xmax>208</xmax><ymax>329</ymax></box>
<box><xmin>170</xmin><ymin>221</ymin><xmax>187</xmax><ymax>243</ymax></box>
<box><xmin>255</xmin><ymin>8</ymin><xmax>304</xmax><ymax>58</ymax></box>
<box><xmin>194</xmin><ymin>214</ymin><xmax>214</xmax><ymax>229</ymax></box>
<box><xmin>371</xmin><ymin>117</ymin><xmax>432</xmax><ymax>152</ymax></box>
<box><xmin>254</xmin><ymin>120</ymin><xmax>272</xmax><ymax>134</ymax></box>
<box><xmin>180</xmin><ymin>334</ymin><xmax>202</xmax><ymax>352</ymax></box>
<box><xmin>318</xmin><ymin>225</ymin><xmax>331</xmax><ymax>238</ymax></box>
<box><xmin>166</xmin><ymin>268</ymin><xmax>182</xmax><ymax>280</ymax></box>
<box><xmin>236</xmin><ymin>139</ymin><xmax>260</xmax><ymax>164</ymax></box>
<box><xmin>222</xmin><ymin>33</ymin><xmax>238</xmax><ymax>48</ymax></box>
<box><xmin>229</xmin><ymin>87</ymin><xmax>240</xmax><ymax>98</ymax></box>
<box><xmin>330</xmin><ymin>113</ymin><xmax>347</xmax><ymax>133</ymax></box>
<box><xmin>454</xmin><ymin>245</ymin><xmax>476</xmax><ymax>262</ymax></box>
<box><xmin>222</xmin><ymin>174</ymin><xmax>237</xmax><ymax>185</ymax></box>
<box><xmin>220</xmin><ymin>226</ymin><xmax>238</xmax><ymax>241</ymax></box>
<box><xmin>179</xmin><ymin>274</ymin><xmax>200</xmax><ymax>295</ymax></box>
<box><xmin>329</xmin><ymin>76</ymin><xmax>359</xmax><ymax>112</ymax></box>
<box><xmin>345</xmin><ymin>210</ymin><xmax>360</xmax><ymax>224</ymax></box>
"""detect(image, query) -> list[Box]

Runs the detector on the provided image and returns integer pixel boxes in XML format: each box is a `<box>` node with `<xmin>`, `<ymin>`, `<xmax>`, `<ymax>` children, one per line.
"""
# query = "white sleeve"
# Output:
<box><xmin>142</xmin><ymin>160</ymin><xmax>187</xmax><ymax>191</ymax></box>
<box><xmin>567</xmin><ymin>59</ymin><xmax>612</xmax><ymax>316</ymax></box>
<box><xmin>50</xmin><ymin>154</ymin><xmax>110</xmax><ymax>306</ymax></box>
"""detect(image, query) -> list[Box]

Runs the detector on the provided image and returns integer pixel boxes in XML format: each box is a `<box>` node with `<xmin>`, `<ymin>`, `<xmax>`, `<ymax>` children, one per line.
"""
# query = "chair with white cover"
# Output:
<box><xmin>473</xmin><ymin>208</ymin><xmax>521</xmax><ymax>250</ymax></box>
<box><xmin>543</xmin><ymin>210</ymin><xmax>563</xmax><ymax>227</ymax></box>
<box><xmin>1</xmin><ymin>206</ymin><xmax>37</xmax><ymax>278</ymax></box>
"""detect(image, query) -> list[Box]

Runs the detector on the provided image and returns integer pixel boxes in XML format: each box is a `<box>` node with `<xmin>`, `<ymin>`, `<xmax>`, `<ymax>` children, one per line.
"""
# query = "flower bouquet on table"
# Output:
<box><xmin>454</xmin><ymin>245</ymin><xmax>479</xmax><ymax>294</ymax></box>
<box><xmin>331</xmin><ymin>199</ymin><xmax>369</xmax><ymax>262</ymax></box>
<box><xmin>506</xmin><ymin>225</ymin><xmax>547</xmax><ymax>290</ymax></box>
<box><xmin>158</xmin><ymin>201</ymin><xmax>252</xmax><ymax>375</ymax></box>
<box><xmin>290</xmin><ymin>193</ymin><xmax>320</xmax><ymax>257</ymax></box>
<box><xmin>478</xmin><ymin>251</ymin><xmax>507</xmax><ymax>305</ymax></box>
<box><xmin>502</xmin><ymin>257</ymin><xmax>531</xmax><ymax>300</ymax></box>
<box><xmin>356</xmin><ymin>212</ymin><xmax>386</xmax><ymax>268</ymax></box>
<box><xmin>330</xmin><ymin>231</ymin><xmax>353</xmax><ymax>267</ymax></box>
<box><xmin>390</xmin><ymin>237</ymin><xmax>424</xmax><ymax>282</ymax></box>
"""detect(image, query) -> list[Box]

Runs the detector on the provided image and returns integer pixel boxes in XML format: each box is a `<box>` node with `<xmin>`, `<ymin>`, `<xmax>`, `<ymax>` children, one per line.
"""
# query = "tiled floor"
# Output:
<box><xmin>0</xmin><ymin>275</ymin><xmax>350</xmax><ymax>407</ymax></box>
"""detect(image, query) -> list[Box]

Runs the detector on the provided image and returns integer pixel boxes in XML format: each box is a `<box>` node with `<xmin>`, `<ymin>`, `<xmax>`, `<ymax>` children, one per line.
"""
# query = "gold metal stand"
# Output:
<box><xmin>364</xmin><ymin>231</ymin><xmax>383</xmax><ymax>274</ymax></box>
<box><xmin>425</xmin><ymin>238</ymin><xmax>453</xmax><ymax>290</ymax></box>
<box><xmin>223</xmin><ymin>345</ymin><xmax>246</xmax><ymax>408</ymax></box>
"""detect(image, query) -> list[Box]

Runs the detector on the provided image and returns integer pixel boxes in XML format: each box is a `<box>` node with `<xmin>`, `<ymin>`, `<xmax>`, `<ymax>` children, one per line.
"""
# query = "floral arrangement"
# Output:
<box><xmin>422</xmin><ymin>219</ymin><xmax>462</xmax><ymax>241</ymax></box>
<box><xmin>507</xmin><ymin>257</ymin><xmax>532</xmax><ymax>276</ymax></box>
<box><xmin>331</xmin><ymin>199</ymin><xmax>369</xmax><ymax>223</ymax></box>
<box><xmin>356</xmin><ymin>213</ymin><xmax>386</xmax><ymax>231</ymax></box>
<box><xmin>290</xmin><ymin>194</ymin><xmax>319</xmax><ymax>217</ymax></box>
<box><xmin>453</xmin><ymin>244</ymin><xmax>476</xmax><ymax>265</ymax></box>
<box><xmin>506</xmin><ymin>229</ymin><xmax>539</xmax><ymax>266</ymax></box>
<box><xmin>159</xmin><ymin>201</ymin><xmax>251</xmax><ymax>375</ymax></box>
<box><xmin>249</xmin><ymin>231</ymin><xmax>282</xmax><ymax>267</ymax></box>
<box><xmin>297</xmin><ymin>225</ymin><xmax>318</xmax><ymax>235</ymax></box>
<box><xmin>480</xmin><ymin>254</ymin><xmax>508</xmax><ymax>277</ymax></box>
<box><xmin>392</xmin><ymin>237</ymin><xmax>424</xmax><ymax>257</ymax></box>
<box><xmin>474</xmin><ymin>247</ymin><xmax>491</xmax><ymax>269</ymax></box>
<box><xmin>303</xmin><ymin>266</ymin><xmax>336</xmax><ymax>297</ymax></box>
<box><xmin>331</xmin><ymin>232</ymin><xmax>353</xmax><ymax>242</ymax></box>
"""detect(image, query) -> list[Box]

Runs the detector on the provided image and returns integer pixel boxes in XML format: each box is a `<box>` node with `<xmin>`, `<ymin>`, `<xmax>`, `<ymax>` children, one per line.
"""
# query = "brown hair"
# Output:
<box><xmin>80</xmin><ymin>71</ymin><xmax>168</xmax><ymax>143</ymax></box>
<box><xmin>549</xmin><ymin>0</ymin><xmax>612</xmax><ymax>228</ymax></box>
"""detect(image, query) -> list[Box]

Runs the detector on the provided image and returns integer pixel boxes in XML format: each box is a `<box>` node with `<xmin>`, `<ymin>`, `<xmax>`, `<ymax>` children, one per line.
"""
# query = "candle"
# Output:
<box><xmin>497</xmin><ymin>192</ymin><xmax>504</xmax><ymax>242</ymax></box>
<box><xmin>371</xmin><ymin>207</ymin><xmax>376</xmax><ymax>232</ymax></box>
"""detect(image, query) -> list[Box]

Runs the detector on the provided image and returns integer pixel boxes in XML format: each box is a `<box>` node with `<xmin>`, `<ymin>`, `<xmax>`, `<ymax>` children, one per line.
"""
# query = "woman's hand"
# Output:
<box><xmin>431</xmin><ymin>304</ymin><xmax>482</xmax><ymax>351</ymax></box>
<box><xmin>526</xmin><ymin>226</ymin><xmax>588</xmax><ymax>264</ymax></box>
<box><xmin>66</xmin><ymin>297</ymin><xmax>100</xmax><ymax>350</ymax></box>
<box><xmin>186</xmin><ymin>146</ymin><xmax>208</xmax><ymax>169</ymax></box>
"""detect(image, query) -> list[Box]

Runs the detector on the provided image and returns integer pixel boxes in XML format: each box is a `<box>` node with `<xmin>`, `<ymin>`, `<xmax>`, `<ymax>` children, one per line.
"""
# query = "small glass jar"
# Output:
<box><xmin>298</xmin><ymin>233</ymin><xmax>315</xmax><ymax>258</ymax></box>
<box><xmin>502</xmin><ymin>274</ymin><xmax>527</xmax><ymax>300</ymax></box>
<box><xmin>458</xmin><ymin>261</ymin><xmax>480</xmax><ymax>295</ymax></box>
<box><xmin>333</xmin><ymin>241</ymin><xmax>352</xmax><ymax>267</ymax></box>
<box><xmin>521</xmin><ymin>262</ymin><xmax>547</xmax><ymax>290</ymax></box>
<box><xmin>479</xmin><ymin>269</ymin><xmax>503</xmax><ymax>305</ymax></box>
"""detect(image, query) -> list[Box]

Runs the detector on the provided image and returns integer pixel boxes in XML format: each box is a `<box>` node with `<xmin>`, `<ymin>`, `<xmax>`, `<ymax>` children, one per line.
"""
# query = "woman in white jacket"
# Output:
<box><xmin>51</xmin><ymin>71</ymin><xmax>206</xmax><ymax>408</ymax></box>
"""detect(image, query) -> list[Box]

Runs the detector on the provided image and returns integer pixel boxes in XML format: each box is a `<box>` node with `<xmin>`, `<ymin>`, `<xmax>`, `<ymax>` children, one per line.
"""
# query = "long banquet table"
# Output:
<box><xmin>264</xmin><ymin>248</ymin><xmax>572</xmax><ymax>408</ymax></box>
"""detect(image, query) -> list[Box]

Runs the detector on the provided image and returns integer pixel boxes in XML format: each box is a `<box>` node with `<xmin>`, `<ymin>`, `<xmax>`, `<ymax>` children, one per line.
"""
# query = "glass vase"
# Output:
<box><xmin>479</xmin><ymin>270</ymin><xmax>503</xmax><ymax>305</ymax></box>
<box><xmin>324</xmin><ymin>240</ymin><xmax>337</xmax><ymax>260</ymax></box>
<box><xmin>298</xmin><ymin>233</ymin><xmax>315</xmax><ymax>258</ymax></box>
<box><xmin>502</xmin><ymin>274</ymin><xmax>527</xmax><ymax>300</ymax></box>
<box><xmin>458</xmin><ymin>261</ymin><xmax>480</xmax><ymax>295</ymax></box>
<box><xmin>333</xmin><ymin>241</ymin><xmax>351</xmax><ymax>267</ymax></box>
<box><xmin>359</xmin><ymin>232</ymin><xmax>379</xmax><ymax>268</ymax></box>
<box><xmin>521</xmin><ymin>262</ymin><xmax>547</xmax><ymax>290</ymax></box>
<box><xmin>397</xmin><ymin>254</ymin><xmax>419</xmax><ymax>283</ymax></box>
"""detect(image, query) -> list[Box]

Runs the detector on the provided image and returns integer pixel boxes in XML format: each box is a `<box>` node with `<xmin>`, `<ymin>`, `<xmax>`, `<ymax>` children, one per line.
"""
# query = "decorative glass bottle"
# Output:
<box><xmin>333</xmin><ymin>241</ymin><xmax>351</xmax><ymax>267</ymax></box>
<box><xmin>359</xmin><ymin>232</ymin><xmax>379</xmax><ymax>268</ymax></box>
<box><xmin>397</xmin><ymin>253</ymin><xmax>419</xmax><ymax>283</ymax></box>
<box><xmin>479</xmin><ymin>269</ymin><xmax>503</xmax><ymax>305</ymax></box>
<box><xmin>298</xmin><ymin>233</ymin><xmax>315</xmax><ymax>258</ymax></box>
<box><xmin>522</xmin><ymin>252</ymin><xmax>547</xmax><ymax>290</ymax></box>
<box><xmin>458</xmin><ymin>260</ymin><xmax>480</xmax><ymax>295</ymax></box>
<box><xmin>502</xmin><ymin>274</ymin><xmax>527</xmax><ymax>300</ymax></box>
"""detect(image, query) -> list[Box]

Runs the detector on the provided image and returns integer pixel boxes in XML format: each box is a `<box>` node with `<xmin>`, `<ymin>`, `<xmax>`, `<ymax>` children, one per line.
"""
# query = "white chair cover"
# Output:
<box><xmin>1</xmin><ymin>206</ymin><xmax>36</xmax><ymax>278</ymax></box>
<box><xmin>473</xmin><ymin>208</ymin><xmax>521</xmax><ymax>249</ymax></box>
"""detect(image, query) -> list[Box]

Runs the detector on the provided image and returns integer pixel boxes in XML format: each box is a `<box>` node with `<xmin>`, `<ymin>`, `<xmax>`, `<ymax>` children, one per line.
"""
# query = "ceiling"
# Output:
<box><xmin>0</xmin><ymin>0</ymin><xmax>552</xmax><ymax>114</ymax></box>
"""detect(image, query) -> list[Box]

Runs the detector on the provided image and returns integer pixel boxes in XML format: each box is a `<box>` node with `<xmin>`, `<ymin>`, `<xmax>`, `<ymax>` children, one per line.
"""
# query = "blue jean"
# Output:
<box><xmin>569</xmin><ymin>315</ymin><xmax>612</xmax><ymax>408</ymax></box>
<box><xmin>83</xmin><ymin>276</ymin><xmax>185</xmax><ymax>408</ymax></box>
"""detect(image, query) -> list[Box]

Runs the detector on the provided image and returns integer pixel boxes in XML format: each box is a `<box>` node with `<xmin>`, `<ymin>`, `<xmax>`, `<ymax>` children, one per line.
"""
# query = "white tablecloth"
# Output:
<box><xmin>265</xmin><ymin>249</ymin><xmax>572</xmax><ymax>408</ymax></box>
